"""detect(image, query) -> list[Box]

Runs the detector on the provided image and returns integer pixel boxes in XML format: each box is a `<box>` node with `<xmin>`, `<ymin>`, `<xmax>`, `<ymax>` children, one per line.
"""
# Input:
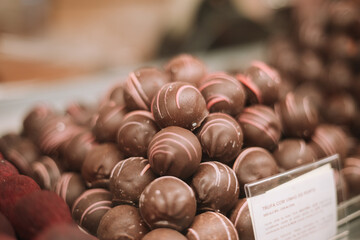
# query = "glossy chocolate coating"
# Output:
<box><xmin>107</xmin><ymin>84</ymin><xmax>126</xmax><ymax>107</ymax></box>
<box><xmin>229</xmin><ymin>199</ymin><xmax>255</xmax><ymax>240</ymax></box>
<box><xmin>97</xmin><ymin>205</ymin><xmax>149</xmax><ymax>240</ymax></box>
<box><xmin>53</xmin><ymin>172</ymin><xmax>87</xmax><ymax>208</ymax></box>
<box><xmin>72</xmin><ymin>188</ymin><xmax>112</xmax><ymax>236</ymax></box>
<box><xmin>151</xmin><ymin>82</ymin><xmax>208</xmax><ymax>130</ymax></box>
<box><xmin>81</xmin><ymin>143</ymin><xmax>124</xmax><ymax>188</ymax></box>
<box><xmin>187</xmin><ymin>211</ymin><xmax>239</xmax><ymax>240</ymax></box>
<box><xmin>274</xmin><ymin>92</ymin><xmax>318</xmax><ymax>139</ymax></box>
<box><xmin>109</xmin><ymin>157</ymin><xmax>157</xmax><ymax>206</ymax></box>
<box><xmin>273</xmin><ymin>139</ymin><xmax>316</xmax><ymax>171</ymax></box>
<box><xmin>195</xmin><ymin>113</ymin><xmax>243</xmax><ymax>164</ymax></box>
<box><xmin>31</xmin><ymin>156</ymin><xmax>62</xmax><ymax>190</ymax></box>
<box><xmin>164</xmin><ymin>54</ymin><xmax>206</xmax><ymax>86</ymax></box>
<box><xmin>238</xmin><ymin>61</ymin><xmax>281</xmax><ymax>105</ymax></box>
<box><xmin>123</xmin><ymin>67</ymin><xmax>171</xmax><ymax>111</ymax></box>
<box><xmin>293</xmin><ymin>83</ymin><xmax>324</xmax><ymax>111</ymax></box>
<box><xmin>233</xmin><ymin>147</ymin><xmax>279</xmax><ymax>188</ymax></box>
<box><xmin>92</xmin><ymin>101</ymin><xmax>127</xmax><ymax>142</ymax></box>
<box><xmin>139</xmin><ymin>176</ymin><xmax>196</xmax><ymax>231</ymax></box>
<box><xmin>117</xmin><ymin>110</ymin><xmax>159</xmax><ymax>157</ymax></box>
<box><xmin>198</xmin><ymin>72</ymin><xmax>246</xmax><ymax>116</ymax></box>
<box><xmin>147</xmin><ymin>126</ymin><xmax>202</xmax><ymax>180</ymax></box>
<box><xmin>190</xmin><ymin>161</ymin><xmax>239</xmax><ymax>214</ymax></box>
<box><xmin>142</xmin><ymin>228</ymin><xmax>187</xmax><ymax>240</ymax></box>
<box><xmin>236</xmin><ymin>105</ymin><xmax>282</xmax><ymax>151</ymax></box>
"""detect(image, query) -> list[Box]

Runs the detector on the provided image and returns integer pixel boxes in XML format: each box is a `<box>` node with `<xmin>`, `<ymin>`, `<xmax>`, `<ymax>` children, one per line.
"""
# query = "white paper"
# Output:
<box><xmin>247</xmin><ymin>163</ymin><xmax>337</xmax><ymax>240</ymax></box>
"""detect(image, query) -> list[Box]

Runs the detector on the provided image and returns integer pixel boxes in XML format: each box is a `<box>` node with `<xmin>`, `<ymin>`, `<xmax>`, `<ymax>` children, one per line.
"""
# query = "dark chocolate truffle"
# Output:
<box><xmin>109</xmin><ymin>157</ymin><xmax>157</xmax><ymax>206</ymax></box>
<box><xmin>97</xmin><ymin>205</ymin><xmax>149</xmax><ymax>240</ymax></box>
<box><xmin>274</xmin><ymin>92</ymin><xmax>318</xmax><ymax>139</ymax></box>
<box><xmin>147</xmin><ymin>126</ymin><xmax>202</xmax><ymax>180</ymax></box>
<box><xmin>31</xmin><ymin>156</ymin><xmax>62</xmax><ymax>190</ymax></box>
<box><xmin>190</xmin><ymin>161</ymin><xmax>239</xmax><ymax>214</ymax></box>
<box><xmin>233</xmin><ymin>147</ymin><xmax>279</xmax><ymax>189</ymax></box>
<box><xmin>34</xmin><ymin>223</ymin><xmax>97</xmax><ymax>240</ymax></box>
<box><xmin>164</xmin><ymin>54</ymin><xmax>206</xmax><ymax>86</ymax></box>
<box><xmin>198</xmin><ymin>72</ymin><xmax>246</xmax><ymax>116</ymax></box>
<box><xmin>65</xmin><ymin>102</ymin><xmax>97</xmax><ymax>127</ymax></box>
<box><xmin>123</xmin><ymin>67</ymin><xmax>171</xmax><ymax>111</ymax></box>
<box><xmin>195</xmin><ymin>113</ymin><xmax>243</xmax><ymax>164</ymax></box>
<box><xmin>81</xmin><ymin>143</ymin><xmax>124</xmax><ymax>188</ymax></box>
<box><xmin>72</xmin><ymin>188</ymin><xmax>112</xmax><ymax>236</ymax></box>
<box><xmin>139</xmin><ymin>176</ymin><xmax>196</xmax><ymax>231</ymax></box>
<box><xmin>142</xmin><ymin>228</ymin><xmax>187</xmax><ymax>240</ymax></box>
<box><xmin>229</xmin><ymin>198</ymin><xmax>255</xmax><ymax>240</ymax></box>
<box><xmin>117</xmin><ymin>110</ymin><xmax>159</xmax><ymax>157</ymax></box>
<box><xmin>236</xmin><ymin>105</ymin><xmax>282</xmax><ymax>151</ymax></box>
<box><xmin>187</xmin><ymin>211</ymin><xmax>239</xmax><ymax>240</ymax></box>
<box><xmin>151</xmin><ymin>82</ymin><xmax>208</xmax><ymax>130</ymax></box>
<box><xmin>53</xmin><ymin>172</ymin><xmax>87</xmax><ymax>209</ymax></box>
<box><xmin>273</xmin><ymin>139</ymin><xmax>316</xmax><ymax>171</ymax></box>
<box><xmin>237</xmin><ymin>61</ymin><xmax>281</xmax><ymax>105</ymax></box>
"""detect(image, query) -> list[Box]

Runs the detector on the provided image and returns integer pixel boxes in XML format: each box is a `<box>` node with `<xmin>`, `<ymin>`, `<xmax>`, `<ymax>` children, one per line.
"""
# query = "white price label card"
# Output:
<box><xmin>247</xmin><ymin>163</ymin><xmax>337</xmax><ymax>240</ymax></box>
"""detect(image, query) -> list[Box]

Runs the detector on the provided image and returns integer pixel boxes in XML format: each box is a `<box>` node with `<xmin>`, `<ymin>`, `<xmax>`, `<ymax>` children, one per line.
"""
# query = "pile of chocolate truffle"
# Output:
<box><xmin>0</xmin><ymin>50</ymin><xmax>359</xmax><ymax>240</ymax></box>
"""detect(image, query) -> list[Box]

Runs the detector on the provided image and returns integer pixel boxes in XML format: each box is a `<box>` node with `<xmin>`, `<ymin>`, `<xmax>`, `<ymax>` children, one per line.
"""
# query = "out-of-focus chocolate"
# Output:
<box><xmin>342</xmin><ymin>166</ymin><xmax>360</xmax><ymax>197</ymax></box>
<box><xmin>325</xmin><ymin>61</ymin><xmax>353</xmax><ymax>91</ymax></box>
<box><xmin>65</xmin><ymin>102</ymin><xmax>97</xmax><ymax>127</ymax></box>
<box><xmin>117</xmin><ymin>110</ymin><xmax>159</xmax><ymax>157</ymax></box>
<box><xmin>142</xmin><ymin>228</ymin><xmax>187</xmax><ymax>240</ymax></box>
<box><xmin>190</xmin><ymin>161</ymin><xmax>239</xmax><ymax>214</ymax></box>
<box><xmin>109</xmin><ymin>157</ymin><xmax>157</xmax><ymax>206</ymax></box>
<box><xmin>293</xmin><ymin>82</ymin><xmax>324</xmax><ymax>111</ymax></box>
<box><xmin>297</xmin><ymin>21</ymin><xmax>326</xmax><ymax>51</ymax></box>
<box><xmin>229</xmin><ymin>198</ymin><xmax>255</xmax><ymax>240</ymax></box>
<box><xmin>123</xmin><ymin>67</ymin><xmax>171</xmax><ymax>111</ymax></box>
<box><xmin>147</xmin><ymin>126</ymin><xmax>201</xmax><ymax>180</ymax></box>
<box><xmin>107</xmin><ymin>84</ymin><xmax>126</xmax><ymax>107</ymax></box>
<box><xmin>297</xmin><ymin>50</ymin><xmax>325</xmax><ymax>83</ymax></box>
<box><xmin>139</xmin><ymin>176</ymin><xmax>196</xmax><ymax>231</ymax></box>
<box><xmin>198</xmin><ymin>72</ymin><xmax>246</xmax><ymax>116</ymax></box>
<box><xmin>327</xmin><ymin>1</ymin><xmax>358</xmax><ymax>29</ymax></box>
<box><xmin>31</xmin><ymin>156</ymin><xmax>62</xmax><ymax>190</ymax></box>
<box><xmin>327</xmin><ymin>34</ymin><xmax>359</xmax><ymax>60</ymax></box>
<box><xmin>151</xmin><ymin>82</ymin><xmax>208</xmax><ymax>130</ymax></box>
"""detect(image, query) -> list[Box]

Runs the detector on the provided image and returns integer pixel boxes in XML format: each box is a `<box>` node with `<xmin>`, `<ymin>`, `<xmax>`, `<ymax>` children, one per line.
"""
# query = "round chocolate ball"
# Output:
<box><xmin>229</xmin><ymin>198</ymin><xmax>255</xmax><ymax>240</ymax></box>
<box><xmin>142</xmin><ymin>228</ymin><xmax>187</xmax><ymax>240</ymax></box>
<box><xmin>236</xmin><ymin>105</ymin><xmax>282</xmax><ymax>151</ymax></box>
<box><xmin>233</xmin><ymin>147</ymin><xmax>279</xmax><ymax>189</ymax></box>
<box><xmin>274</xmin><ymin>92</ymin><xmax>318</xmax><ymax>139</ymax></box>
<box><xmin>65</xmin><ymin>102</ymin><xmax>97</xmax><ymax>127</ymax></box>
<box><xmin>164</xmin><ymin>54</ymin><xmax>206</xmax><ymax>86</ymax></box>
<box><xmin>107</xmin><ymin>84</ymin><xmax>126</xmax><ymax>107</ymax></box>
<box><xmin>147</xmin><ymin>126</ymin><xmax>202</xmax><ymax>180</ymax></box>
<box><xmin>109</xmin><ymin>157</ymin><xmax>157</xmax><ymax>206</ymax></box>
<box><xmin>123</xmin><ymin>67</ymin><xmax>171</xmax><ymax>111</ymax></box>
<box><xmin>34</xmin><ymin>223</ymin><xmax>97</xmax><ymax>240</ymax></box>
<box><xmin>0</xmin><ymin>159</ymin><xmax>19</xmax><ymax>181</ymax></box>
<box><xmin>97</xmin><ymin>205</ymin><xmax>149</xmax><ymax>240</ymax></box>
<box><xmin>53</xmin><ymin>172</ymin><xmax>87</xmax><ymax>209</ymax></box>
<box><xmin>139</xmin><ymin>176</ymin><xmax>196</xmax><ymax>231</ymax></box>
<box><xmin>81</xmin><ymin>143</ymin><xmax>124</xmax><ymax>188</ymax></box>
<box><xmin>190</xmin><ymin>161</ymin><xmax>239</xmax><ymax>214</ymax></box>
<box><xmin>238</xmin><ymin>61</ymin><xmax>281</xmax><ymax>105</ymax></box>
<box><xmin>72</xmin><ymin>188</ymin><xmax>112</xmax><ymax>236</ymax></box>
<box><xmin>342</xmin><ymin>167</ymin><xmax>360</xmax><ymax>197</ymax></box>
<box><xmin>151</xmin><ymin>82</ymin><xmax>208</xmax><ymax>130</ymax></box>
<box><xmin>187</xmin><ymin>211</ymin><xmax>238</xmax><ymax>240</ymax></box>
<box><xmin>293</xmin><ymin>82</ymin><xmax>324</xmax><ymax>111</ymax></box>
<box><xmin>297</xmin><ymin>21</ymin><xmax>326</xmax><ymax>51</ymax></box>
<box><xmin>195</xmin><ymin>113</ymin><xmax>243</xmax><ymax>164</ymax></box>
<box><xmin>198</xmin><ymin>72</ymin><xmax>246</xmax><ymax>116</ymax></box>
<box><xmin>31</xmin><ymin>156</ymin><xmax>62</xmax><ymax>190</ymax></box>
<box><xmin>117</xmin><ymin>110</ymin><xmax>159</xmax><ymax>157</ymax></box>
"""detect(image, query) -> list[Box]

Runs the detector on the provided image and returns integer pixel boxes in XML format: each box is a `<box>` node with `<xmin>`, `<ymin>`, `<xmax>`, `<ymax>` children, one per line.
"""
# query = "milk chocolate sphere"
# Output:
<box><xmin>229</xmin><ymin>198</ymin><xmax>255</xmax><ymax>240</ymax></box>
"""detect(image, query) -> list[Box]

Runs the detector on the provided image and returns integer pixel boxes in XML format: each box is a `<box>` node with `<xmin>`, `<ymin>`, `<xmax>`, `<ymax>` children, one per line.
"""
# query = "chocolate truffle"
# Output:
<box><xmin>139</xmin><ymin>176</ymin><xmax>196</xmax><ymax>231</ymax></box>
<box><xmin>236</xmin><ymin>105</ymin><xmax>282</xmax><ymax>151</ymax></box>
<box><xmin>293</xmin><ymin>83</ymin><xmax>324</xmax><ymax>110</ymax></box>
<box><xmin>229</xmin><ymin>198</ymin><xmax>255</xmax><ymax>240</ymax></box>
<box><xmin>72</xmin><ymin>188</ymin><xmax>112</xmax><ymax>236</ymax></box>
<box><xmin>190</xmin><ymin>161</ymin><xmax>239</xmax><ymax>214</ymax></box>
<box><xmin>92</xmin><ymin>101</ymin><xmax>127</xmax><ymax>142</ymax></box>
<box><xmin>297</xmin><ymin>21</ymin><xmax>326</xmax><ymax>51</ymax></box>
<box><xmin>325</xmin><ymin>60</ymin><xmax>353</xmax><ymax>91</ymax></box>
<box><xmin>147</xmin><ymin>126</ymin><xmax>202</xmax><ymax>180</ymax></box>
<box><xmin>65</xmin><ymin>102</ymin><xmax>97</xmax><ymax>127</ymax></box>
<box><xmin>31</xmin><ymin>156</ymin><xmax>62</xmax><ymax>190</ymax></box>
<box><xmin>187</xmin><ymin>211</ymin><xmax>239</xmax><ymax>240</ymax></box>
<box><xmin>142</xmin><ymin>228</ymin><xmax>187</xmax><ymax>240</ymax></box>
<box><xmin>97</xmin><ymin>205</ymin><xmax>149</xmax><ymax>240</ymax></box>
<box><xmin>297</xmin><ymin>50</ymin><xmax>325</xmax><ymax>83</ymax></box>
<box><xmin>81</xmin><ymin>143</ymin><xmax>124</xmax><ymax>188</ymax></box>
<box><xmin>274</xmin><ymin>92</ymin><xmax>318</xmax><ymax>139</ymax></box>
<box><xmin>0</xmin><ymin>159</ymin><xmax>18</xmax><ymax>181</ymax></box>
<box><xmin>123</xmin><ymin>67</ymin><xmax>171</xmax><ymax>111</ymax></box>
<box><xmin>198</xmin><ymin>72</ymin><xmax>246</xmax><ymax>116</ymax></box>
<box><xmin>195</xmin><ymin>113</ymin><xmax>243</xmax><ymax>164</ymax></box>
<box><xmin>35</xmin><ymin>223</ymin><xmax>97</xmax><ymax>240</ymax></box>
<box><xmin>273</xmin><ymin>139</ymin><xmax>316</xmax><ymax>171</ymax></box>
<box><xmin>327</xmin><ymin>34</ymin><xmax>359</xmax><ymax>60</ymax></box>
<box><xmin>342</xmin><ymin>167</ymin><xmax>360</xmax><ymax>197</ymax></box>
<box><xmin>117</xmin><ymin>110</ymin><xmax>159</xmax><ymax>157</ymax></box>
<box><xmin>151</xmin><ymin>82</ymin><xmax>208</xmax><ymax>130</ymax></box>
<box><xmin>109</xmin><ymin>157</ymin><xmax>157</xmax><ymax>206</ymax></box>
<box><xmin>164</xmin><ymin>54</ymin><xmax>206</xmax><ymax>86</ymax></box>
<box><xmin>237</xmin><ymin>61</ymin><xmax>281</xmax><ymax>105</ymax></box>
<box><xmin>107</xmin><ymin>84</ymin><xmax>126</xmax><ymax>107</ymax></box>
<box><xmin>53</xmin><ymin>172</ymin><xmax>87</xmax><ymax>209</ymax></box>
<box><xmin>233</xmin><ymin>147</ymin><xmax>279</xmax><ymax>189</ymax></box>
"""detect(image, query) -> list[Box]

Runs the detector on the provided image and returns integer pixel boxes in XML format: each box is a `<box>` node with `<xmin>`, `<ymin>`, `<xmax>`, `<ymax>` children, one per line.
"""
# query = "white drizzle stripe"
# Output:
<box><xmin>80</xmin><ymin>200</ymin><xmax>112</xmax><ymax>225</ymax></box>
<box><xmin>202</xmin><ymin>162</ymin><xmax>221</xmax><ymax>186</ymax></box>
<box><xmin>149</xmin><ymin>139</ymin><xmax>192</xmax><ymax>162</ymax></box>
<box><xmin>72</xmin><ymin>189</ymin><xmax>110</xmax><ymax>214</ymax></box>
<box><xmin>223</xmin><ymin>165</ymin><xmax>232</xmax><ymax>192</ymax></box>
<box><xmin>155</xmin><ymin>84</ymin><xmax>167</xmax><ymax>119</ymax></box>
<box><xmin>110</xmin><ymin>160</ymin><xmax>125</xmax><ymax>178</ymax></box>
<box><xmin>187</xmin><ymin>228</ymin><xmax>200</xmax><ymax>240</ymax></box>
<box><xmin>234</xmin><ymin>200</ymin><xmax>248</xmax><ymax>228</ymax></box>
<box><xmin>127</xmin><ymin>73</ymin><xmax>148</xmax><ymax>110</ymax></box>
<box><xmin>237</xmin><ymin>74</ymin><xmax>262</xmax><ymax>103</ymax></box>
<box><xmin>175</xmin><ymin>85</ymin><xmax>201</xmax><ymax>109</ymax></box>
<box><xmin>206</xmin><ymin>95</ymin><xmax>231</xmax><ymax>109</ymax></box>
<box><xmin>32</xmin><ymin>162</ymin><xmax>51</xmax><ymax>189</ymax></box>
<box><xmin>87</xmin><ymin>205</ymin><xmax>111</xmax><ymax>216</ymax></box>
<box><xmin>233</xmin><ymin>147</ymin><xmax>263</xmax><ymax>172</ymax></box>
<box><xmin>7</xmin><ymin>149</ymin><xmax>30</xmax><ymax>174</ymax></box>
<box><xmin>130</xmin><ymin>72</ymin><xmax>150</xmax><ymax>104</ymax></box>
<box><xmin>60</xmin><ymin>173</ymin><xmax>72</xmax><ymax>202</ymax></box>
<box><xmin>140</xmin><ymin>164</ymin><xmax>151</xmax><ymax>176</ymax></box>
<box><xmin>118</xmin><ymin>122</ymin><xmax>144</xmax><ymax>137</ymax></box>
<box><xmin>211</xmin><ymin>212</ymin><xmax>233</xmax><ymax>240</ymax></box>
<box><xmin>43</xmin><ymin>157</ymin><xmax>61</xmax><ymax>181</ymax></box>
<box><xmin>303</xmin><ymin>97</ymin><xmax>317</xmax><ymax>124</ymax></box>
<box><xmin>238</xmin><ymin>117</ymin><xmax>277</xmax><ymax>143</ymax></box>
<box><xmin>251</xmin><ymin>61</ymin><xmax>280</xmax><ymax>83</ymax></box>
<box><xmin>122</xmin><ymin>110</ymin><xmax>154</xmax><ymax>122</ymax></box>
